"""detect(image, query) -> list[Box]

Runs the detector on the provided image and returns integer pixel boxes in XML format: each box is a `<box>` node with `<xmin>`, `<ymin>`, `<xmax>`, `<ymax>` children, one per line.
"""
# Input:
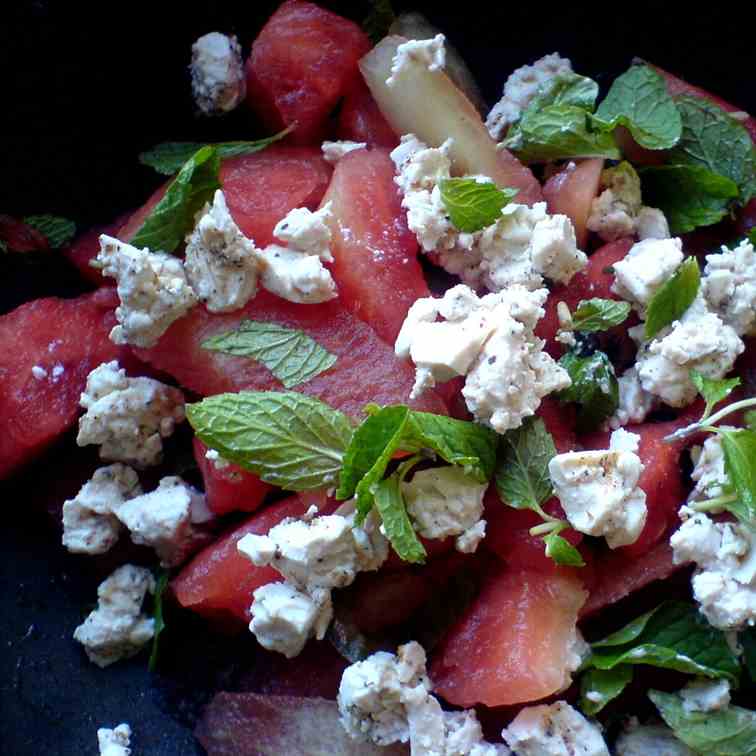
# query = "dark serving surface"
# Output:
<box><xmin>1</xmin><ymin>2</ymin><xmax>755</xmax><ymax>754</ymax></box>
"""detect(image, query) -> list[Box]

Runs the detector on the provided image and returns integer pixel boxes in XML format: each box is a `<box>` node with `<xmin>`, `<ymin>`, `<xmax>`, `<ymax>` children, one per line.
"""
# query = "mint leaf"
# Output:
<box><xmin>504</xmin><ymin>104</ymin><xmax>621</xmax><ymax>164</ymax></box>
<box><xmin>644</xmin><ymin>256</ymin><xmax>700</xmax><ymax>340</ymax></box>
<box><xmin>641</xmin><ymin>164</ymin><xmax>739</xmax><ymax>234</ymax></box>
<box><xmin>201</xmin><ymin>321</ymin><xmax>337</xmax><ymax>389</ymax></box>
<box><xmin>557</xmin><ymin>350</ymin><xmax>619</xmax><ymax>432</ymax></box>
<box><xmin>496</xmin><ymin>417</ymin><xmax>556</xmax><ymax>511</ymax></box>
<box><xmin>670</xmin><ymin>96</ymin><xmax>756</xmax><ymax>204</ymax></box>
<box><xmin>23</xmin><ymin>215</ymin><xmax>76</xmax><ymax>248</ymax></box>
<box><xmin>531</xmin><ymin>71</ymin><xmax>600</xmax><ymax>112</ymax></box>
<box><xmin>439</xmin><ymin>179</ymin><xmax>518</xmax><ymax>233</ymax></box>
<box><xmin>186</xmin><ymin>391</ymin><xmax>353</xmax><ymax>490</ymax></box>
<box><xmin>571</xmin><ymin>298</ymin><xmax>631</xmax><ymax>332</ymax></box>
<box><xmin>544</xmin><ymin>531</ymin><xmax>584</xmax><ymax>567</ymax></box>
<box><xmin>594</xmin><ymin>64</ymin><xmax>682</xmax><ymax>150</ymax></box>
<box><xmin>139</xmin><ymin>129</ymin><xmax>293</xmax><ymax>176</ymax></box>
<box><xmin>749</xmin><ymin>228</ymin><xmax>756</xmax><ymax>246</ymax></box>
<box><xmin>650</xmin><ymin>690</ymin><xmax>756</xmax><ymax>756</ymax></box>
<box><xmin>373</xmin><ymin>470</ymin><xmax>426</xmax><ymax>564</ymax></box>
<box><xmin>589</xmin><ymin>601</ymin><xmax>740</xmax><ymax>682</ymax></box>
<box><xmin>690</xmin><ymin>371</ymin><xmax>741</xmax><ymax>419</ymax></box>
<box><xmin>580</xmin><ymin>666</ymin><xmax>633</xmax><ymax>716</ymax></box>
<box><xmin>363</xmin><ymin>0</ymin><xmax>396</xmax><ymax>44</ymax></box>
<box><xmin>130</xmin><ymin>145</ymin><xmax>221</xmax><ymax>253</ymax></box>
<box><xmin>717</xmin><ymin>427</ymin><xmax>756</xmax><ymax>526</ymax></box>
<box><xmin>148</xmin><ymin>569</ymin><xmax>169</xmax><ymax>672</ymax></box>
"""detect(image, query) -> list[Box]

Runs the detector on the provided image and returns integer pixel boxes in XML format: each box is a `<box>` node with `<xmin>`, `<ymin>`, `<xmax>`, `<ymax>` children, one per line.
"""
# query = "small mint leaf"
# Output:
<box><xmin>439</xmin><ymin>178</ymin><xmax>518</xmax><ymax>233</ymax></box>
<box><xmin>644</xmin><ymin>257</ymin><xmax>700</xmax><ymax>340</ymax></box>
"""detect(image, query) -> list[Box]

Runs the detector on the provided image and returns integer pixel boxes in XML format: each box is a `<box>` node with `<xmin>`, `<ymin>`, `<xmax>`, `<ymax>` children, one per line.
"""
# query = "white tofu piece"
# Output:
<box><xmin>687</xmin><ymin>432</ymin><xmax>729</xmax><ymax>504</ymax></box>
<box><xmin>95</xmin><ymin>235</ymin><xmax>197</xmax><ymax>348</ymax></box>
<box><xmin>528</xmin><ymin>214</ymin><xmax>588</xmax><ymax>285</ymax></box>
<box><xmin>703</xmin><ymin>239</ymin><xmax>756</xmax><ymax>337</ymax></box>
<box><xmin>272</xmin><ymin>203</ymin><xmax>334</xmax><ymax>261</ymax></box>
<box><xmin>62</xmin><ymin>464</ymin><xmax>141</xmax><ymax>555</ymax></box>
<box><xmin>502</xmin><ymin>701</ymin><xmax>610</xmax><ymax>756</ymax></box>
<box><xmin>77</xmin><ymin>361</ymin><xmax>185</xmax><ymax>468</ymax></box>
<box><xmin>97</xmin><ymin>723</ymin><xmax>132</xmax><ymax>756</ymax></box>
<box><xmin>402</xmin><ymin>466</ymin><xmax>488</xmax><ymax>553</ymax></box>
<box><xmin>190</xmin><ymin>32</ymin><xmax>246</xmax><ymax>116</ymax></box>
<box><xmin>679</xmin><ymin>678</ymin><xmax>731</xmax><ymax>714</ymax></box>
<box><xmin>73</xmin><ymin>565</ymin><xmax>155</xmax><ymax>668</ymax></box>
<box><xmin>257</xmin><ymin>244</ymin><xmax>337</xmax><ymax>304</ymax></box>
<box><xmin>548</xmin><ymin>429</ymin><xmax>647</xmax><ymax>548</ymax></box>
<box><xmin>615</xmin><ymin>724</ymin><xmax>695</xmax><ymax>756</ymax></box>
<box><xmin>606</xmin><ymin>366</ymin><xmax>658</xmax><ymax>430</ymax></box>
<box><xmin>386</xmin><ymin>34</ymin><xmax>446</xmax><ymax>88</ymax></box>
<box><xmin>321</xmin><ymin>140</ymin><xmax>367</xmax><ymax>164</ymax></box>
<box><xmin>184</xmin><ymin>189</ymin><xmax>260</xmax><ymax>313</ymax></box>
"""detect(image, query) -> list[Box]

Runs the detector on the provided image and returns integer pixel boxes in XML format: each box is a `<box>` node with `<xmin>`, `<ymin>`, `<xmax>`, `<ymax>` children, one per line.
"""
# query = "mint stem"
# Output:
<box><xmin>530</xmin><ymin>520</ymin><xmax>562</xmax><ymax>537</ymax></box>
<box><xmin>663</xmin><ymin>398</ymin><xmax>756</xmax><ymax>443</ymax></box>
<box><xmin>690</xmin><ymin>492</ymin><xmax>739</xmax><ymax>513</ymax></box>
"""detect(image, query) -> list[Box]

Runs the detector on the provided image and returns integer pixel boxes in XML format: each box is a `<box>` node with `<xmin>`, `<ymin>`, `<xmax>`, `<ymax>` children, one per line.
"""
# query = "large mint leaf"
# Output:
<box><xmin>23</xmin><ymin>215</ymin><xmax>76</xmax><ymax>248</ymax></box>
<box><xmin>717</xmin><ymin>427</ymin><xmax>756</xmax><ymax>526</ymax></box>
<box><xmin>373</xmin><ymin>471</ymin><xmax>426</xmax><ymax>564</ymax></box>
<box><xmin>645</xmin><ymin>256</ymin><xmax>700</xmax><ymax>340</ymax></box>
<box><xmin>186</xmin><ymin>391</ymin><xmax>353</xmax><ymax>491</ymax></box>
<box><xmin>201</xmin><ymin>321</ymin><xmax>337</xmax><ymax>389</ymax></box>
<box><xmin>557</xmin><ymin>350</ymin><xmax>619</xmax><ymax>432</ymax></box>
<box><xmin>531</xmin><ymin>71</ymin><xmax>600</xmax><ymax>112</ymax></box>
<box><xmin>439</xmin><ymin>179</ymin><xmax>518</xmax><ymax>233</ymax></box>
<box><xmin>580</xmin><ymin>666</ymin><xmax>633</xmax><ymax>716</ymax></box>
<box><xmin>594</xmin><ymin>64</ymin><xmax>682</xmax><ymax>150</ymax></box>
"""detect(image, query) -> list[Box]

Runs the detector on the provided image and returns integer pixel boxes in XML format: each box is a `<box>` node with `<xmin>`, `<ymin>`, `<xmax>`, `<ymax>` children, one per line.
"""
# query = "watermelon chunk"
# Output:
<box><xmin>0</xmin><ymin>293</ymin><xmax>129</xmax><ymax>479</ymax></box>
<box><xmin>430</xmin><ymin>567</ymin><xmax>587</xmax><ymax>707</ymax></box>
<box><xmin>193</xmin><ymin>437</ymin><xmax>273</xmax><ymax>517</ymax></box>
<box><xmin>245</xmin><ymin>0</ymin><xmax>371</xmax><ymax>145</ymax></box>
<box><xmin>64</xmin><ymin>218</ymin><xmax>127</xmax><ymax>286</ymax></box>
<box><xmin>322</xmin><ymin>148</ymin><xmax>428</xmax><ymax>344</ymax></box>
<box><xmin>337</xmin><ymin>80</ymin><xmax>398</xmax><ymax>148</ymax></box>
<box><xmin>135</xmin><ymin>291</ymin><xmax>448</xmax><ymax>419</ymax></box>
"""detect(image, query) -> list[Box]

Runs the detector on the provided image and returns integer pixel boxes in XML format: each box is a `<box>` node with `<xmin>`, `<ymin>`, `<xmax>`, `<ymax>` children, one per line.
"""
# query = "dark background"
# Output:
<box><xmin>1</xmin><ymin>2</ymin><xmax>755</xmax><ymax>754</ymax></box>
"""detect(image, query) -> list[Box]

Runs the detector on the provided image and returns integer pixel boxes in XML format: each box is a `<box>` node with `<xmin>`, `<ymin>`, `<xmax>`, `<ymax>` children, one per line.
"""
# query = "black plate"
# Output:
<box><xmin>1</xmin><ymin>2</ymin><xmax>755</xmax><ymax>754</ymax></box>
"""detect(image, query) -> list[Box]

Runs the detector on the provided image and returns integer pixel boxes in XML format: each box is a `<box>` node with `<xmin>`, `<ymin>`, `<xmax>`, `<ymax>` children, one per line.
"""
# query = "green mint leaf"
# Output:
<box><xmin>593</xmin><ymin>64</ymin><xmax>682</xmax><ymax>150</ymax></box>
<box><xmin>717</xmin><ymin>427</ymin><xmax>756</xmax><ymax>526</ymax></box>
<box><xmin>23</xmin><ymin>215</ymin><xmax>76</xmax><ymax>248</ymax></box>
<box><xmin>690</xmin><ymin>370</ymin><xmax>741</xmax><ymax>419</ymax></box>
<box><xmin>745</xmin><ymin>410</ymin><xmax>756</xmax><ymax>433</ymax></box>
<box><xmin>579</xmin><ymin>666</ymin><xmax>633</xmax><ymax>716</ymax></box>
<box><xmin>496</xmin><ymin>417</ymin><xmax>556</xmax><ymax>511</ymax></box>
<box><xmin>362</xmin><ymin>0</ymin><xmax>396</xmax><ymax>44</ymax></box>
<box><xmin>650</xmin><ymin>690</ymin><xmax>756</xmax><ymax>756</ymax></box>
<box><xmin>749</xmin><ymin>228</ymin><xmax>756</xmax><ymax>246</ymax></box>
<box><xmin>148</xmin><ymin>569</ymin><xmax>169</xmax><ymax>672</ymax></box>
<box><xmin>186</xmin><ymin>391</ymin><xmax>353</xmax><ymax>491</ymax></box>
<box><xmin>373</xmin><ymin>471</ymin><xmax>426</xmax><ymax>564</ymax></box>
<box><xmin>531</xmin><ymin>71</ymin><xmax>600</xmax><ymax>112</ymax></box>
<box><xmin>571</xmin><ymin>298</ymin><xmax>631</xmax><ymax>333</ymax></box>
<box><xmin>640</xmin><ymin>164</ymin><xmax>739</xmax><ymax>235</ymax></box>
<box><xmin>439</xmin><ymin>178</ymin><xmax>519</xmax><ymax>233</ymax></box>
<box><xmin>139</xmin><ymin>128</ymin><xmax>293</xmax><ymax>176</ymax></box>
<box><xmin>504</xmin><ymin>104</ymin><xmax>621</xmax><ymax>164</ymax></box>
<box><xmin>589</xmin><ymin>601</ymin><xmax>740</xmax><ymax>682</ymax></box>
<box><xmin>742</xmin><ymin>627</ymin><xmax>756</xmax><ymax>683</ymax></box>
<box><xmin>130</xmin><ymin>145</ymin><xmax>221</xmax><ymax>253</ymax></box>
<box><xmin>670</xmin><ymin>96</ymin><xmax>756</xmax><ymax>204</ymax></box>
<box><xmin>557</xmin><ymin>350</ymin><xmax>619</xmax><ymax>432</ymax></box>
<box><xmin>644</xmin><ymin>256</ymin><xmax>701</xmax><ymax>340</ymax></box>
<box><xmin>201</xmin><ymin>321</ymin><xmax>337</xmax><ymax>389</ymax></box>
<box><xmin>544</xmin><ymin>532</ymin><xmax>585</xmax><ymax>567</ymax></box>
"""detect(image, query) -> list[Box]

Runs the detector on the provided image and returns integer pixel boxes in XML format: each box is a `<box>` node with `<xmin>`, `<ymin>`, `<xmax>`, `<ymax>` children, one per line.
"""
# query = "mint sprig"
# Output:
<box><xmin>716</xmin><ymin>427</ymin><xmax>756</xmax><ymax>526</ymax></box>
<box><xmin>571</xmin><ymin>298</ymin><xmax>631</xmax><ymax>333</ymax></box>
<box><xmin>201</xmin><ymin>321</ymin><xmax>337</xmax><ymax>389</ymax></box>
<box><xmin>579</xmin><ymin>666</ymin><xmax>633</xmax><ymax>716</ymax></box>
<box><xmin>690</xmin><ymin>371</ymin><xmax>741</xmax><ymax>421</ymax></box>
<box><xmin>23</xmin><ymin>215</ymin><xmax>76</xmax><ymax>248</ymax></box>
<box><xmin>556</xmin><ymin>350</ymin><xmax>619</xmax><ymax>432</ymax></box>
<box><xmin>439</xmin><ymin>179</ymin><xmax>518</xmax><ymax>233</ymax></box>
<box><xmin>644</xmin><ymin>256</ymin><xmax>700</xmax><ymax>340</ymax></box>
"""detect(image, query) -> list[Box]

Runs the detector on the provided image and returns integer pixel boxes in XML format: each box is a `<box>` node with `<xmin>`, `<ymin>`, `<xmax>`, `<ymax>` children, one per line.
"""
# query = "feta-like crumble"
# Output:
<box><xmin>31</xmin><ymin>364</ymin><xmax>47</xmax><ymax>380</ymax></box>
<box><xmin>184</xmin><ymin>189</ymin><xmax>260</xmax><ymax>313</ymax></box>
<box><xmin>77</xmin><ymin>361</ymin><xmax>185</xmax><ymax>468</ymax></box>
<box><xmin>272</xmin><ymin>203</ymin><xmax>334</xmax><ymax>261</ymax></box>
<box><xmin>703</xmin><ymin>239</ymin><xmax>756</xmax><ymax>337</ymax></box>
<box><xmin>687</xmin><ymin>433</ymin><xmax>729</xmax><ymax>504</ymax></box>
<box><xmin>486</xmin><ymin>53</ymin><xmax>573</xmax><ymax>141</ymax></box>
<box><xmin>321</xmin><ymin>140</ymin><xmax>367</xmax><ymax>164</ymax></box>
<box><xmin>73</xmin><ymin>565</ymin><xmax>155</xmax><ymax>668</ymax></box>
<box><xmin>97</xmin><ymin>723</ymin><xmax>132</xmax><ymax>756</ymax></box>
<box><xmin>386</xmin><ymin>34</ymin><xmax>446</xmax><ymax>88</ymax></box>
<box><xmin>548</xmin><ymin>429</ymin><xmax>647</xmax><ymax>548</ymax></box>
<box><xmin>679</xmin><ymin>678</ymin><xmax>731</xmax><ymax>714</ymax></box>
<box><xmin>502</xmin><ymin>701</ymin><xmax>609</xmax><ymax>756</ymax></box>
<box><xmin>62</xmin><ymin>464</ymin><xmax>141</xmax><ymax>555</ymax></box>
<box><xmin>190</xmin><ymin>32</ymin><xmax>246</xmax><ymax>116</ymax></box>
<box><xmin>95</xmin><ymin>235</ymin><xmax>197</xmax><ymax>347</ymax></box>
<box><xmin>615</xmin><ymin>723</ymin><xmax>694</xmax><ymax>756</ymax></box>
<box><xmin>636</xmin><ymin>206</ymin><xmax>671</xmax><ymax>241</ymax></box>
<box><xmin>606</xmin><ymin>366</ymin><xmax>658</xmax><ymax>430</ymax></box>
<box><xmin>402</xmin><ymin>466</ymin><xmax>488</xmax><ymax>553</ymax></box>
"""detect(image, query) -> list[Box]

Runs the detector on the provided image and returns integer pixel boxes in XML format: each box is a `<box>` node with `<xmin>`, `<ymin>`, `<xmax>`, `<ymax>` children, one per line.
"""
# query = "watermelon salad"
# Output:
<box><xmin>3</xmin><ymin>1</ymin><xmax>756</xmax><ymax>754</ymax></box>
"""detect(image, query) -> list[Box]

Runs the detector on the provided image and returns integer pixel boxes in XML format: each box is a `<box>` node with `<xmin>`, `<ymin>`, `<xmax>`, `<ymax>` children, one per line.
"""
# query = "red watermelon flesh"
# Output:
<box><xmin>337</xmin><ymin>80</ymin><xmax>399</xmax><ymax>148</ymax></box>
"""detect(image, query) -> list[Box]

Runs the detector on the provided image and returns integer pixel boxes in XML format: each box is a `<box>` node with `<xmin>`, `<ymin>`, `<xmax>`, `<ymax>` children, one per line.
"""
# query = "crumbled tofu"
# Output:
<box><xmin>257</xmin><ymin>245</ymin><xmax>337</xmax><ymax>303</ymax></box>
<box><xmin>77</xmin><ymin>361</ymin><xmax>185</xmax><ymax>468</ymax></box>
<box><xmin>679</xmin><ymin>678</ymin><xmax>731</xmax><ymax>714</ymax></box>
<box><xmin>548</xmin><ymin>429</ymin><xmax>647</xmax><ymax>548</ymax></box>
<box><xmin>703</xmin><ymin>239</ymin><xmax>756</xmax><ymax>337</ymax></box>
<box><xmin>671</xmin><ymin>509</ymin><xmax>756</xmax><ymax>629</ymax></box>
<box><xmin>615</xmin><ymin>724</ymin><xmax>695</xmax><ymax>756</ymax></box>
<box><xmin>111</xmin><ymin>476</ymin><xmax>207</xmax><ymax>567</ymax></box>
<box><xmin>687</xmin><ymin>433</ymin><xmax>729</xmax><ymax>504</ymax></box>
<box><xmin>402</xmin><ymin>466</ymin><xmax>488</xmax><ymax>553</ymax></box>
<box><xmin>62</xmin><ymin>464</ymin><xmax>141</xmax><ymax>555</ymax></box>
<box><xmin>184</xmin><ymin>189</ymin><xmax>260</xmax><ymax>313</ymax></box>
<box><xmin>386</xmin><ymin>34</ymin><xmax>446</xmax><ymax>88</ymax></box>
<box><xmin>635</xmin><ymin>296</ymin><xmax>744</xmax><ymax>407</ymax></box>
<box><xmin>73</xmin><ymin>565</ymin><xmax>155</xmax><ymax>668</ymax></box>
<box><xmin>502</xmin><ymin>701</ymin><xmax>609</xmax><ymax>756</ymax></box>
<box><xmin>606</xmin><ymin>366</ymin><xmax>658</xmax><ymax>430</ymax></box>
<box><xmin>272</xmin><ymin>203</ymin><xmax>334</xmax><ymax>261</ymax></box>
<box><xmin>611</xmin><ymin>238</ymin><xmax>684</xmax><ymax>314</ymax></box>
<box><xmin>190</xmin><ymin>32</ymin><xmax>246</xmax><ymax>116</ymax></box>
<box><xmin>95</xmin><ymin>235</ymin><xmax>197</xmax><ymax>348</ymax></box>
<box><xmin>486</xmin><ymin>53</ymin><xmax>573</xmax><ymax>141</ymax></box>
<box><xmin>97</xmin><ymin>723</ymin><xmax>132</xmax><ymax>756</ymax></box>
<box><xmin>321</xmin><ymin>140</ymin><xmax>367</xmax><ymax>164</ymax></box>
<box><xmin>528</xmin><ymin>213</ymin><xmax>588</xmax><ymax>285</ymax></box>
